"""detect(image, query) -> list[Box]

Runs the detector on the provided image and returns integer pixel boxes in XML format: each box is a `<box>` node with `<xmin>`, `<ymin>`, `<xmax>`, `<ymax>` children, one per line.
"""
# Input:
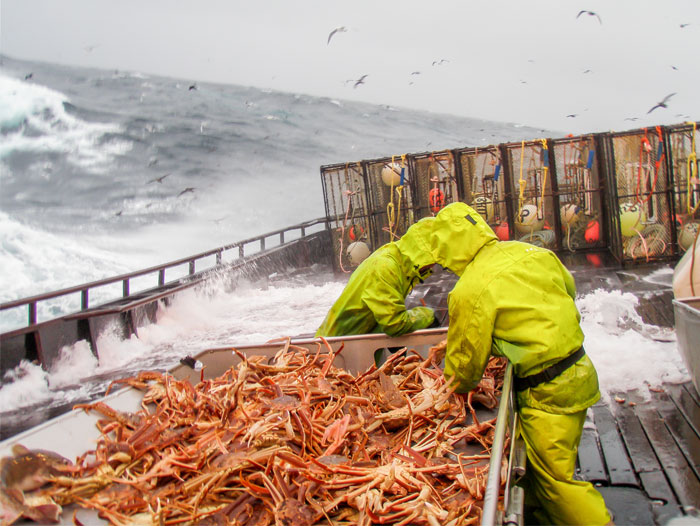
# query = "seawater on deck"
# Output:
<box><xmin>410</xmin><ymin>253</ymin><xmax>700</xmax><ymax>525</ymax></box>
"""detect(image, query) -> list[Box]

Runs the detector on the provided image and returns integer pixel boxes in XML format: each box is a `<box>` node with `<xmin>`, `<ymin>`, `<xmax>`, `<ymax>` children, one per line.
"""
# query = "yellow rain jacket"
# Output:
<box><xmin>315</xmin><ymin>218</ymin><xmax>435</xmax><ymax>337</ymax></box>
<box><xmin>431</xmin><ymin>202</ymin><xmax>610</xmax><ymax>525</ymax></box>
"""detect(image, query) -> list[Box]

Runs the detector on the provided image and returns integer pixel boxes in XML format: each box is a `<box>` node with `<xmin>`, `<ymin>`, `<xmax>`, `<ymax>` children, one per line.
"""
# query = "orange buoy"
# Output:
<box><xmin>348</xmin><ymin>224</ymin><xmax>364</xmax><ymax>242</ymax></box>
<box><xmin>495</xmin><ymin>222</ymin><xmax>510</xmax><ymax>241</ymax></box>
<box><xmin>429</xmin><ymin>188</ymin><xmax>445</xmax><ymax>213</ymax></box>
<box><xmin>585</xmin><ymin>220</ymin><xmax>600</xmax><ymax>244</ymax></box>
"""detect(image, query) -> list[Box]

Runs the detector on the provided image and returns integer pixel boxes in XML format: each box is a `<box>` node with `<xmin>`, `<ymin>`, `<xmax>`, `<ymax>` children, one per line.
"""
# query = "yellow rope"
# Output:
<box><xmin>386</xmin><ymin>154</ymin><xmax>406</xmax><ymax>239</ymax></box>
<box><xmin>518</xmin><ymin>141</ymin><xmax>526</xmax><ymax>214</ymax></box>
<box><xmin>538</xmin><ymin>138</ymin><xmax>548</xmax><ymax>219</ymax></box>
<box><xmin>687</xmin><ymin>121</ymin><xmax>698</xmax><ymax>215</ymax></box>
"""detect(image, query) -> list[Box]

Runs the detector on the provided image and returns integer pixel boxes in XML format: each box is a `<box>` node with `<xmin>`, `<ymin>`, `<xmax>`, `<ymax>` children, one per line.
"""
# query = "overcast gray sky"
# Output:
<box><xmin>1</xmin><ymin>0</ymin><xmax>698</xmax><ymax>134</ymax></box>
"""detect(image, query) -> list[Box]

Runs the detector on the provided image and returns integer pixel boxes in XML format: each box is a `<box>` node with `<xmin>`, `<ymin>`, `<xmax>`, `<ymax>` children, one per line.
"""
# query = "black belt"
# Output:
<box><xmin>513</xmin><ymin>347</ymin><xmax>586</xmax><ymax>392</ymax></box>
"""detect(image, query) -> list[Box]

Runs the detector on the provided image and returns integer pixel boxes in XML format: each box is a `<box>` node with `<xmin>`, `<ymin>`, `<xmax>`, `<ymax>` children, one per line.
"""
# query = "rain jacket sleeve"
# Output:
<box><xmin>362</xmin><ymin>260</ymin><xmax>435</xmax><ymax>336</ymax></box>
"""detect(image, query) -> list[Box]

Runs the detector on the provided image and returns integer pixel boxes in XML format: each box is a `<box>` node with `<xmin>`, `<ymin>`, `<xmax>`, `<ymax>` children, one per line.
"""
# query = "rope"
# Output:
<box><xmin>337</xmin><ymin>163</ymin><xmax>362</xmax><ymax>273</ymax></box>
<box><xmin>687</xmin><ymin>121</ymin><xmax>698</xmax><ymax>215</ymax></box>
<box><xmin>518</xmin><ymin>141</ymin><xmax>526</xmax><ymax>215</ymax></box>
<box><xmin>384</xmin><ymin>154</ymin><xmax>405</xmax><ymax>240</ymax></box>
<box><xmin>691</xmin><ymin>224</ymin><xmax>699</xmax><ymax>296</ymax></box>
<box><xmin>636</xmin><ymin>127</ymin><xmax>664</xmax><ymax>207</ymax></box>
<box><xmin>537</xmin><ymin>138</ymin><xmax>548</xmax><ymax>219</ymax></box>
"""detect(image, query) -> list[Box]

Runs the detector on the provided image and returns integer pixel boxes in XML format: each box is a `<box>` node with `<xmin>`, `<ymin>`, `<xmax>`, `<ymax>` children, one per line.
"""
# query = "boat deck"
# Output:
<box><xmin>409</xmin><ymin>253</ymin><xmax>700</xmax><ymax>525</ymax></box>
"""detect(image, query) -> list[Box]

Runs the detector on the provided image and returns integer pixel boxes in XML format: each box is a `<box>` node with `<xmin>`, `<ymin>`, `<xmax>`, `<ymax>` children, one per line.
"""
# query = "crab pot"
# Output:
<box><xmin>456</xmin><ymin>145</ymin><xmax>512</xmax><ymax>239</ymax></box>
<box><xmin>602</xmin><ymin>128</ymin><xmax>675</xmax><ymax>264</ymax></box>
<box><xmin>411</xmin><ymin>150</ymin><xmax>460</xmax><ymax>219</ymax></box>
<box><xmin>501</xmin><ymin>139</ymin><xmax>560</xmax><ymax>250</ymax></box>
<box><xmin>320</xmin><ymin>162</ymin><xmax>375</xmax><ymax>273</ymax></box>
<box><xmin>550</xmin><ymin>134</ymin><xmax>607</xmax><ymax>252</ymax></box>
<box><xmin>666</xmin><ymin>122</ymin><xmax>700</xmax><ymax>253</ymax></box>
<box><xmin>365</xmin><ymin>156</ymin><xmax>416</xmax><ymax>246</ymax></box>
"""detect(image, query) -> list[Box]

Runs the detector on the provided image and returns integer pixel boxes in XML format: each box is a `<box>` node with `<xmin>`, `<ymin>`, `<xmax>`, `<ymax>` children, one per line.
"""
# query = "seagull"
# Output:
<box><xmin>177</xmin><ymin>187</ymin><xmax>196</xmax><ymax>197</ymax></box>
<box><xmin>680</xmin><ymin>23</ymin><xmax>690</xmax><ymax>28</ymax></box>
<box><xmin>624</xmin><ymin>117</ymin><xmax>639</xmax><ymax>121</ymax></box>
<box><xmin>24</xmin><ymin>73</ymin><xmax>33</xmax><ymax>80</ymax></box>
<box><xmin>188</xmin><ymin>84</ymin><xmax>197</xmax><ymax>91</ymax></box>
<box><xmin>410</xmin><ymin>71</ymin><xmax>421</xmax><ymax>75</ymax></box>
<box><xmin>647</xmin><ymin>92</ymin><xmax>676</xmax><ymax>114</ymax></box>
<box><xmin>353</xmin><ymin>74</ymin><xmax>368</xmax><ymax>88</ymax></box>
<box><xmin>327</xmin><ymin>26</ymin><xmax>347</xmax><ymax>45</ymax></box>
<box><xmin>84</xmin><ymin>44</ymin><xmax>99</xmax><ymax>53</ymax></box>
<box><xmin>147</xmin><ymin>174</ymin><xmax>171</xmax><ymax>184</ymax></box>
<box><xmin>566</xmin><ymin>114</ymin><xmax>578</xmax><ymax>118</ymax></box>
<box><xmin>582</xmin><ymin>69</ymin><xmax>592</xmax><ymax>74</ymax></box>
<box><xmin>576</xmin><ymin>10</ymin><xmax>602</xmax><ymax>24</ymax></box>
<box><xmin>671</xmin><ymin>65</ymin><xmax>679</xmax><ymax>70</ymax></box>
<box><xmin>432</xmin><ymin>59</ymin><xmax>449</xmax><ymax>66</ymax></box>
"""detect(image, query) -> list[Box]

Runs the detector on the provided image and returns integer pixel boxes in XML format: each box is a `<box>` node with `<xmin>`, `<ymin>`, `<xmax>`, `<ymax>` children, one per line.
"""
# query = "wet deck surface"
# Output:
<box><xmin>409</xmin><ymin>253</ymin><xmax>700</xmax><ymax>525</ymax></box>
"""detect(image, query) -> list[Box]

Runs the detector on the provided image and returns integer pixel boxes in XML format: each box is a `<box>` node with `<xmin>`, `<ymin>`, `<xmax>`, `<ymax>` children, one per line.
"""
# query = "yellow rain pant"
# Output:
<box><xmin>519</xmin><ymin>405</ymin><xmax>611</xmax><ymax>525</ymax></box>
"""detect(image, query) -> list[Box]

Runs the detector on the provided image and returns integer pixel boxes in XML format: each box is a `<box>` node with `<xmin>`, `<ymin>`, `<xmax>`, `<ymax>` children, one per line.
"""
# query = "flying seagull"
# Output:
<box><xmin>680</xmin><ymin>23</ymin><xmax>690</xmax><ymax>28</ymax></box>
<box><xmin>624</xmin><ymin>117</ymin><xmax>639</xmax><ymax>121</ymax></box>
<box><xmin>147</xmin><ymin>173</ymin><xmax>171</xmax><ymax>184</ymax></box>
<box><xmin>566</xmin><ymin>114</ymin><xmax>578</xmax><ymax>118</ymax></box>
<box><xmin>432</xmin><ymin>59</ymin><xmax>449</xmax><ymax>66</ymax></box>
<box><xmin>647</xmin><ymin>93</ymin><xmax>676</xmax><ymax>114</ymax></box>
<box><xmin>327</xmin><ymin>26</ymin><xmax>347</xmax><ymax>45</ymax></box>
<box><xmin>576</xmin><ymin>10</ymin><xmax>602</xmax><ymax>24</ymax></box>
<box><xmin>188</xmin><ymin>84</ymin><xmax>197</xmax><ymax>91</ymax></box>
<box><xmin>177</xmin><ymin>187</ymin><xmax>196</xmax><ymax>197</ymax></box>
<box><xmin>352</xmin><ymin>74</ymin><xmax>368</xmax><ymax>88</ymax></box>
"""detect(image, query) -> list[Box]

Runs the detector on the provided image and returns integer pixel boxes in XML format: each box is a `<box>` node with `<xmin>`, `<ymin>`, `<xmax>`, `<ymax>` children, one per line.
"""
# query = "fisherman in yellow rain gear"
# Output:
<box><xmin>431</xmin><ymin>202</ymin><xmax>612</xmax><ymax>526</ymax></box>
<box><xmin>316</xmin><ymin>217</ymin><xmax>437</xmax><ymax>338</ymax></box>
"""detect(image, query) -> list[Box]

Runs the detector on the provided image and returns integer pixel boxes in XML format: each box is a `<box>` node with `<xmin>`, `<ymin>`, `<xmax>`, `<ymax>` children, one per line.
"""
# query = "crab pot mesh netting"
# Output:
<box><xmin>412</xmin><ymin>151</ymin><xmax>459</xmax><ymax>219</ymax></box>
<box><xmin>504</xmin><ymin>140</ymin><xmax>558</xmax><ymax>249</ymax></box>
<box><xmin>320</xmin><ymin>164</ymin><xmax>374</xmax><ymax>273</ymax></box>
<box><xmin>609</xmin><ymin>130</ymin><xmax>674</xmax><ymax>263</ymax></box>
<box><xmin>365</xmin><ymin>158</ymin><xmax>416</xmax><ymax>247</ymax></box>
<box><xmin>551</xmin><ymin>136</ymin><xmax>606</xmax><ymax>252</ymax></box>
<box><xmin>457</xmin><ymin>146</ymin><xmax>510</xmax><ymax>238</ymax></box>
<box><xmin>667</xmin><ymin>123</ymin><xmax>700</xmax><ymax>253</ymax></box>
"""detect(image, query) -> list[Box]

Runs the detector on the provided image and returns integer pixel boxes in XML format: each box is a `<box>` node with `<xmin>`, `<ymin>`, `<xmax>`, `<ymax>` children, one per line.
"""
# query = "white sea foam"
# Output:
<box><xmin>0</xmin><ymin>74</ymin><xmax>129</xmax><ymax>170</ymax></box>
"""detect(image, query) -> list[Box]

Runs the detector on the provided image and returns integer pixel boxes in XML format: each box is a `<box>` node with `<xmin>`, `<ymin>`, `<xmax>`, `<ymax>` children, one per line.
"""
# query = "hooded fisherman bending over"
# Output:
<box><xmin>316</xmin><ymin>217</ymin><xmax>437</xmax><ymax>338</ymax></box>
<box><xmin>432</xmin><ymin>203</ymin><xmax>612</xmax><ymax>526</ymax></box>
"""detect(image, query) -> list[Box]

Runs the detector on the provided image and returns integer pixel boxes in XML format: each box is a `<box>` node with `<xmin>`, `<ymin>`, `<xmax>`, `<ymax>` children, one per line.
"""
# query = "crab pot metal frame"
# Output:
<box><xmin>603</xmin><ymin>127</ymin><xmax>676</xmax><ymax>265</ymax></box>
<box><xmin>320</xmin><ymin>162</ymin><xmax>375</xmax><ymax>273</ymax></box>
<box><xmin>666</xmin><ymin>122</ymin><xmax>700</xmax><ymax>254</ymax></box>
<box><xmin>411</xmin><ymin>150</ymin><xmax>460</xmax><ymax>219</ymax></box>
<box><xmin>365</xmin><ymin>156</ymin><xmax>416</xmax><ymax>247</ymax></box>
<box><xmin>501</xmin><ymin>139</ymin><xmax>560</xmax><ymax>250</ymax></box>
<box><xmin>320</xmin><ymin>120</ymin><xmax>697</xmax><ymax>269</ymax></box>
<box><xmin>456</xmin><ymin>145</ymin><xmax>510</xmax><ymax>235</ymax></box>
<box><xmin>550</xmin><ymin>134</ymin><xmax>607</xmax><ymax>252</ymax></box>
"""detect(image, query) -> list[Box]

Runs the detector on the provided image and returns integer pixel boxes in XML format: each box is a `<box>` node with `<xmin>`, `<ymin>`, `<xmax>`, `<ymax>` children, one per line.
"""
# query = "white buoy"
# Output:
<box><xmin>515</xmin><ymin>204</ymin><xmax>545</xmax><ymax>234</ymax></box>
<box><xmin>560</xmin><ymin>203</ymin><xmax>580</xmax><ymax>226</ymax></box>
<box><xmin>381</xmin><ymin>164</ymin><xmax>402</xmax><ymax>186</ymax></box>
<box><xmin>347</xmin><ymin>241</ymin><xmax>370</xmax><ymax>265</ymax></box>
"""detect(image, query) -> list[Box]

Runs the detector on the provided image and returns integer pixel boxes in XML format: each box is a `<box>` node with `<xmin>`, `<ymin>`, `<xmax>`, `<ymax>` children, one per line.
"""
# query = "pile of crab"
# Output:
<box><xmin>3</xmin><ymin>340</ymin><xmax>506</xmax><ymax>525</ymax></box>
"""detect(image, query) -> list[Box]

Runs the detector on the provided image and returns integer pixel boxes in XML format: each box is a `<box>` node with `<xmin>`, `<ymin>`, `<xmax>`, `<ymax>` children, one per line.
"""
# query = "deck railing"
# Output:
<box><xmin>1</xmin><ymin>217</ymin><xmax>328</xmax><ymax>330</ymax></box>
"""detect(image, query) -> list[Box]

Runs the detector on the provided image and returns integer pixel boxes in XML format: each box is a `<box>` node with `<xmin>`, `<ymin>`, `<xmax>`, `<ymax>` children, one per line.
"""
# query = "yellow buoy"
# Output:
<box><xmin>381</xmin><ymin>164</ymin><xmax>402</xmax><ymax>186</ymax></box>
<box><xmin>473</xmin><ymin>196</ymin><xmax>494</xmax><ymax>221</ymax></box>
<box><xmin>347</xmin><ymin>241</ymin><xmax>370</xmax><ymax>265</ymax></box>
<box><xmin>515</xmin><ymin>204</ymin><xmax>545</xmax><ymax>234</ymax></box>
<box><xmin>619</xmin><ymin>203</ymin><xmax>647</xmax><ymax>237</ymax></box>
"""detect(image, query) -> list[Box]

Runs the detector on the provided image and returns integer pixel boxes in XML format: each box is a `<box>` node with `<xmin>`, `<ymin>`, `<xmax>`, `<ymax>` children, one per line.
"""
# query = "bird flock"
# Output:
<box><xmin>323</xmin><ymin>9</ymin><xmax>690</xmax><ymax>123</ymax></box>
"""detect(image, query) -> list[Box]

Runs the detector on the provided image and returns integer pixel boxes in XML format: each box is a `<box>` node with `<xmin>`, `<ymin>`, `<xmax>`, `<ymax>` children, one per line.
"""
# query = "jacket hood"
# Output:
<box><xmin>431</xmin><ymin>202</ymin><xmax>499</xmax><ymax>275</ymax></box>
<box><xmin>395</xmin><ymin>217</ymin><xmax>436</xmax><ymax>276</ymax></box>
